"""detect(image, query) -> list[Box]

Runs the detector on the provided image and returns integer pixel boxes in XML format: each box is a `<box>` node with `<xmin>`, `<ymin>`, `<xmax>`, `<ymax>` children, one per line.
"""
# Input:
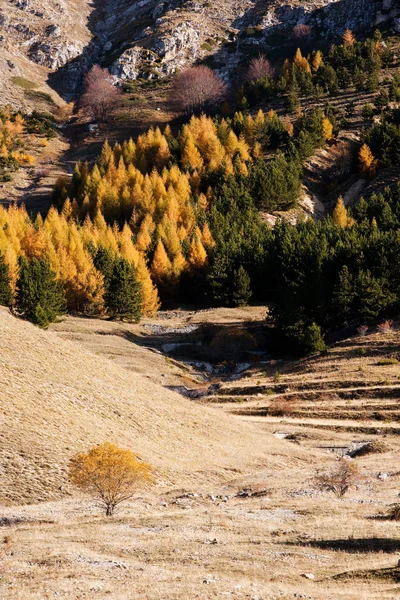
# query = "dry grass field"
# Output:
<box><xmin>1</xmin><ymin>307</ymin><xmax>400</xmax><ymax>599</ymax></box>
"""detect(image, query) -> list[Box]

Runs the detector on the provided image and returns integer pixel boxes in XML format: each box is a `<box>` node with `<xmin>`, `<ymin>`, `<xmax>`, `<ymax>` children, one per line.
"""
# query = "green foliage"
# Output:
<box><xmin>93</xmin><ymin>246</ymin><xmax>115</xmax><ymax>290</ymax></box>
<box><xmin>104</xmin><ymin>257</ymin><xmax>142</xmax><ymax>322</ymax></box>
<box><xmin>265</xmin><ymin>183</ymin><xmax>400</xmax><ymax>354</ymax></box>
<box><xmin>25</xmin><ymin>111</ymin><xmax>56</xmax><ymax>138</ymax></box>
<box><xmin>15</xmin><ymin>257</ymin><xmax>66</xmax><ymax>327</ymax></box>
<box><xmin>231</xmin><ymin>266</ymin><xmax>252</xmax><ymax>307</ymax></box>
<box><xmin>302</xmin><ymin>322</ymin><xmax>326</xmax><ymax>354</ymax></box>
<box><xmin>0</xmin><ymin>253</ymin><xmax>12</xmax><ymax>306</ymax></box>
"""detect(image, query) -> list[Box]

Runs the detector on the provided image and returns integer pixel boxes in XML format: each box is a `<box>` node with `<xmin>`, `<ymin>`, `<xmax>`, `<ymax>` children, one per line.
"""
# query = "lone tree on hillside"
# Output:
<box><xmin>246</xmin><ymin>54</ymin><xmax>274</xmax><ymax>82</ymax></box>
<box><xmin>169</xmin><ymin>66</ymin><xmax>227</xmax><ymax>114</ymax></box>
<box><xmin>314</xmin><ymin>458</ymin><xmax>362</xmax><ymax>498</ymax></box>
<box><xmin>69</xmin><ymin>442</ymin><xmax>153</xmax><ymax>516</ymax></box>
<box><xmin>15</xmin><ymin>257</ymin><xmax>66</xmax><ymax>327</ymax></box>
<box><xmin>81</xmin><ymin>65</ymin><xmax>121</xmax><ymax>122</ymax></box>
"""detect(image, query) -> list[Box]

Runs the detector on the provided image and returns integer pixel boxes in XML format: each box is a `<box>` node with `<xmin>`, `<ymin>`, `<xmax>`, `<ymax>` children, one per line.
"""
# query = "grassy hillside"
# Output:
<box><xmin>1</xmin><ymin>311</ymin><xmax>400</xmax><ymax>599</ymax></box>
<box><xmin>0</xmin><ymin>306</ymin><xmax>309</xmax><ymax>505</ymax></box>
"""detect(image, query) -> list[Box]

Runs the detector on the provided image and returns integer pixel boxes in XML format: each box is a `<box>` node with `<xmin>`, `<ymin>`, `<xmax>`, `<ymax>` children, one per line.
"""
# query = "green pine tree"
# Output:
<box><xmin>207</xmin><ymin>254</ymin><xmax>231</xmax><ymax>306</ymax></box>
<box><xmin>231</xmin><ymin>266</ymin><xmax>252</xmax><ymax>307</ymax></box>
<box><xmin>333</xmin><ymin>265</ymin><xmax>354</xmax><ymax>323</ymax></box>
<box><xmin>93</xmin><ymin>246</ymin><xmax>115</xmax><ymax>291</ymax></box>
<box><xmin>105</xmin><ymin>257</ymin><xmax>142</xmax><ymax>322</ymax></box>
<box><xmin>15</xmin><ymin>257</ymin><xmax>66</xmax><ymax>327</ymax></box>
<box><xmin>302</xmin><ymin>322</ymin><xmax>326</xmax><ymax>354</ymax></box>
<box><xmin>0</xmin><ymin>253</ymin><xmax>12</xmax><ymax>306</ymax></box>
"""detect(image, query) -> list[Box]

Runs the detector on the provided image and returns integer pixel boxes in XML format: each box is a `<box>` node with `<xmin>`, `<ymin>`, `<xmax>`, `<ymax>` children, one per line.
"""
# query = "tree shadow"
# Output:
<box><xmin>299</xmin><ymin>537</ymin><xmax>400</xmax><ymax>553</ymax></box>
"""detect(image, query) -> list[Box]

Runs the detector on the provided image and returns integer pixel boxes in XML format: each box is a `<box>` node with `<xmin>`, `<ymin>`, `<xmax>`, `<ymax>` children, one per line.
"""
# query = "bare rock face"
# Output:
<box><xmin>29</xmin><ymin>40</ymin><xmax>84</xmax><ymax>70</ymax></box>
<box><xmin>110</xmin><ymin>47</ymin><xmax>158</xmax><ymax>80</ymax></box>
<box><xmin>1</xmin><ymin>0</ymin><xmax>399</xmax><ymax>105</ymax></box>
<box><xmin>153</xmin><ymin>22</ymin><xmax>201</xmax><ymax>70</ymax></box>
<box><xmin>111</xmin><ymin>21</ymin><xmax>201</xmax><ymax>79</ymax></box>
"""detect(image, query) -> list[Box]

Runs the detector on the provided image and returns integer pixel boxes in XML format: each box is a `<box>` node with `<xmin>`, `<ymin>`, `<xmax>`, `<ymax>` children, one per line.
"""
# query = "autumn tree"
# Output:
<box><xmin>15</xmin><ymin>257</ymin><xmax>66</xmax><ymax>327</ymax></box>
<box><xmin>311</xmin><ymin>50</ymin><xmax>323</xmax><ymax>73</ymax></box>
<box><xmin>247</xmin><ymin>54</ymin><xmax>274</xmax><ymax>82</ymax></box>
<box><xmin>359</xmin><ymin>143</ymin><xmax>377</xmax><ymax>178</ymax></box>
<box><xmin>314</xmin><ymin>458</ymin><xmax>362</xmax><ymax>498</ymax></box>
<box><xmin>81</xmin><ymin>65</ymin><xmax>121</xmax><ymax>122</ymax></box>
<box><xmin>292</xmin><ymin>24</ymin><xmax>311</xmax><ymax>39</ymax></box>
<box><xmin>332</xmin><ymin>196</ymin><xmax>349</xmax><ymax>228</ymax></box>
<box><xmin>322</xmin><ymin>117</ymin><xmax>333</xmax><ymax>141</ymax></box>
<box><xmin>69</xmin><ymin>442</ymin><xmax>153</xmax><ymax>516</ymax></box>
<box><xmin>169</xmin><ymin>66</ymin><xmax>227</xmax><ymax>114</ymax></box>
<box><xmin>343</xmin><ymin>29</ymin><xmax>355</xmax><ymax>46</ymax></box>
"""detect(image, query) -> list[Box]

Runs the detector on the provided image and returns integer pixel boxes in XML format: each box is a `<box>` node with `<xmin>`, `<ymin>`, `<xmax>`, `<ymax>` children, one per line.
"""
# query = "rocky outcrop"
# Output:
<box><xmin>111</xmin><ymin>21</ymin><xmax>201</xmax><ymax>79</ymax></box>
<box><xmin>29</xmin><ymin>40</ymin><xmax>84</xmax><ymax>70</ymax></box>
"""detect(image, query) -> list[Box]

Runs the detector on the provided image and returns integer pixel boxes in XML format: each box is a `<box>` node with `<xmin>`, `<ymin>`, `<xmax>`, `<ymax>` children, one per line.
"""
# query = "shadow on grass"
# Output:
<box><xmin>300</xmin><ymin>537</ymin><xmax>400</xmax><ymax>553</ymax></box>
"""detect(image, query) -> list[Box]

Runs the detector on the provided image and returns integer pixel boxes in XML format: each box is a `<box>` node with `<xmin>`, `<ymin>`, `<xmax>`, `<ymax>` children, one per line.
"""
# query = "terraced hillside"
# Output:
<box><xmin>201</xmin><ymin>326</ymin><xmax>400</xmax><ymax>455</ymax></box>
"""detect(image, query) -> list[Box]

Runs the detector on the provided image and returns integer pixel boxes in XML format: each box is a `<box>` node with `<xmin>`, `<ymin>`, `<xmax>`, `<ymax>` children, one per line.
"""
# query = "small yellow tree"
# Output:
<box><xmin>332</xmin><ymin>196</ymin><xmax>348</xmax><ymax>228</ymax></box>
<box><xmin>359</xmin><ymin>143</ymin><xmax>378</xmax><ymax>178</ymax></box>
<box><xmin>322</xmin><ymin>117</ymin><xmax>333</xmax><ymax>141</ymax></box>
<box><xmin>69</xmin><ymin>442</ymin><xmax>153</xmax><ymax>516</ymax></box>
<box><xmin>343</xmin><ymin>29</ymin><xmax>355</xmax><ymax>46</ymax></box>
<box><xmin>311</xmin><ymin>50</ymin><xmax>323</xmax><ymax>73</ymax></box>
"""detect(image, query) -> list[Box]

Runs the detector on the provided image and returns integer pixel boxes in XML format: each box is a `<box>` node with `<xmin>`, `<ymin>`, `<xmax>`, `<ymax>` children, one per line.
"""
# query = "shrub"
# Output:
<box><xmin>246</xmin><ymin>54</ymin><xmax>274</xmax><ymax>82</ymax></box>
<box><xmin>387</xmin><ymin>504</ymin><xmax>400</xmax><ymax>520</ymax></box>
<box><xmin>357</xmin><ymin>325</ymin><xmax>368</xmax><ymax>337</ymax></box>
<box><xmin>209</xmin><ymin>328</ymin><xmax>257</xmax><ymax>362</ymax></box>
<box><xmin>314</xmin><ymin>458</ymin><xmax>362</xmax><ymax>497</ymax></box>
<box><xmin>377</xmin><ymin>320</ymin><xmax>393</xmax><ymax>334</ymax></box>
<box><xmin>69</xmin><ymin>442</ymin><xmax>153</xmax><ymax>516</ymax></box>
<box><xmin>292</xmin><ymin>24</ymin><xmax>311</xmax><ymax>39</ymax></box>
<box><xmin>268</xmin><ymin>395</ymin><xmax>298</xmax><ymax>417</ymax></box>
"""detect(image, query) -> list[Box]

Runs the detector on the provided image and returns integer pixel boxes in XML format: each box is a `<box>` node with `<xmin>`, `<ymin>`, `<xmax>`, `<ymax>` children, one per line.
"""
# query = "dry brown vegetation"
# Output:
<box><xmin>1</xmin><ymin>307</ymin><xmax>400</xmax><ymax>598</ymax></box>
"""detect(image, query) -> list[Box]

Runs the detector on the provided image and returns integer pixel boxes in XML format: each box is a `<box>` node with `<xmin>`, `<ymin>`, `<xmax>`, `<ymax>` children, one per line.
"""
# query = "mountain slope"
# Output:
<box><xmin>2</xmin><ymin>0</ymin><xmax>399</xmax><ymax>108</ymax></box>
<box><xmin>0</xmin><ymin>307</ymin><xmax>307</xmax><ymax>504</ymax></box>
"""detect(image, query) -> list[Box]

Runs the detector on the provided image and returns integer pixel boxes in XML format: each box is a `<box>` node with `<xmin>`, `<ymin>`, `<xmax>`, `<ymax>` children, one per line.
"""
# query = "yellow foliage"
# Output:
<box><xmin>322</xmin><ymin>117</ymin><xmax>333</xmax><ymax>141</ymax></box>
<box><xmin>188</xmin><ymin>236</ymin><xmax>207</xmax><ymax>270</ymax></box>
<box><xmin>312</xmin><ymin>50</ymin><xmax>323</xmax><ymax>73</ymax></box>
<box><xmin>343</xmin><ymin>29</ymin><xmax>355</xmax><ymax>46</ymax></box>
<box><xmin>69</xmin><ymin>442</ymin><xmax>153</xmax><ymax>516</ymax></box>
<box><xmin>332</xmin><ymin>196</ymin><xmax>349</xmax><ymax>228</ymax></box>
<box><xmin>151</xmin><ymin>239</ymin><xmax>172</xmax><ymax>283</ymax></box>
<box><xmin>181</xmin><ymin>135</ymin><xmax>204</xmax><ymax>171</ymax></box>
<box><xmin>359</xmin><ymin>143</ymin><xmax>378</xmax><ymax>178</ymax></box>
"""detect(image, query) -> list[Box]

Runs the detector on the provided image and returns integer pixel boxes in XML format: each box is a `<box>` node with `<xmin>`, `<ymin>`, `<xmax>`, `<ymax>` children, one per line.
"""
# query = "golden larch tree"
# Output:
<box><xmin>312</xmin><ymin>50</ymin><xmax>323</xmax><ymax>73</ymax></box>
<box><xmin>359</xmin><ymin>143</ymin><xmax>377</xmax><ymax>178</ymax></box>
<box><xmin>343</xmin><ymin>29</ymin><xmax>355</xmax><ymax>46</ymax></box>
<box><xmin>322</xmin><ymin>117</ymin><xmax>333</xmax><ymax>141</ymax></box>
<box><xmin>332</xmin><ymin>196</ymin><xmax>349</xmax><ymax>228</ymax></box>
<box><xmin>69</xmin><ymin>442</ymin><xmax>153</xmax><ymax>516</ymax></box>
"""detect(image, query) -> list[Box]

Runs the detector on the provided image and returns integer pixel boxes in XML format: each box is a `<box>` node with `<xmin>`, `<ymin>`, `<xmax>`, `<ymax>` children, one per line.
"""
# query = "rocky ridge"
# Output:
<box><xmin>0</xmin><ymin>0</ymin><xmax>399</xmax><ymax>106</ymax></box>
